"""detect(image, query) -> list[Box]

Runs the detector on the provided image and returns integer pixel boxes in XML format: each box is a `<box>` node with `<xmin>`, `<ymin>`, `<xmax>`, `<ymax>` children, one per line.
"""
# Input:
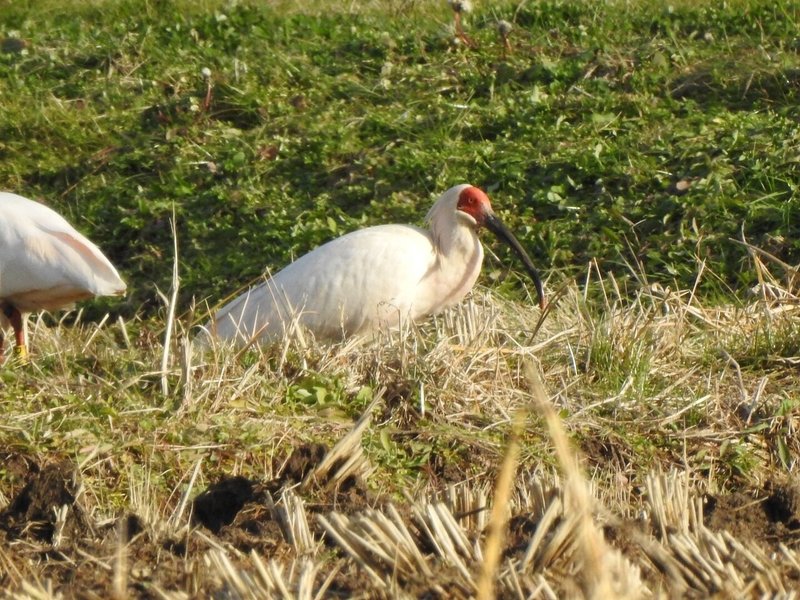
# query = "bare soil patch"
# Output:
<box><xmin>705</xmin><ymin>479</ymin><xmax>800</xmax><ymax>550</ymax></box>
<box><xmin>0</xmin><ymin>442</ymin><xmax>369</xmax><ymax>596</ymax></box>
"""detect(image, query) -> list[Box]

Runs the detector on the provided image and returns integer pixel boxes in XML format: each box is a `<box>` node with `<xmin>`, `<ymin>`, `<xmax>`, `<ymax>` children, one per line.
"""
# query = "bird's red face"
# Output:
<box><xmin>456</xmin><ymin>186</ymin><xmax>492</xmax><ymax>226</ymax></box>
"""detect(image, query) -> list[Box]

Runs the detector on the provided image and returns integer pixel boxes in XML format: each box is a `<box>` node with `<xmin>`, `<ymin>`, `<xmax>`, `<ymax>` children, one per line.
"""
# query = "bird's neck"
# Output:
<box><xmin>434</xmin><ymin>222</ymin><xmax>484</xmax><ymax>287</ymax></box>
<box><xmin>422</xmin><ymin>221</ymin><xmax>484</xmax><ymax>313</ymax></box>
<box><xmin>435</xmin><ymin>220</ymin><xmax>479</xmax><ymax>260</ymax></box>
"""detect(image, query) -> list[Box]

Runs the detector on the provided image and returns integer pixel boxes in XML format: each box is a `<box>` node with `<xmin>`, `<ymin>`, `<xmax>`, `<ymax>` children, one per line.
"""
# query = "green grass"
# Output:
<box><xmin>3</xmin><ymin>0</ymin><xmax>800</xmax><ymax>597</ymax></box>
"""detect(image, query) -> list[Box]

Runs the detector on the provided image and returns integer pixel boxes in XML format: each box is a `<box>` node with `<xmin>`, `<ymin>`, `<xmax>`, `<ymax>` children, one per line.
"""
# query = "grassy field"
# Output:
<box><xmin>2</xmin><ymin>0</ymin><xmax>800</xmax><ymax>597</ymax></box>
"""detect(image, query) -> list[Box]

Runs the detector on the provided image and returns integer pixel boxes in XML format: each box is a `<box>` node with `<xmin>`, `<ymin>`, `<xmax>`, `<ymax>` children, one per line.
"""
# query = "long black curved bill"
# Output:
<box><xmin>484</xmin><ymin>213</ymin><xmax>546</xmax><ymax>310</ymax></box>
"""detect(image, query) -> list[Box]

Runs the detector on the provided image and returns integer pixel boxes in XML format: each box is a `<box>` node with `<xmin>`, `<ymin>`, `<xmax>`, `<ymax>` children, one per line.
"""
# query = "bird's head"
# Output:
<box><xmin>455</xmin><ymin>185</ymin><xmax>493</xmax><ymax>228</ymax></box>
<box><xmin>447</xmin><ymin>184</ymin><xmax>546</xmax><ymax>310</ymax></box>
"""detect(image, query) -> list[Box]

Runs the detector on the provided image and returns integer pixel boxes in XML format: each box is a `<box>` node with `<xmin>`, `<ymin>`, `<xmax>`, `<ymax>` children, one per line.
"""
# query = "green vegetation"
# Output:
<box><xmin>2</xmin><ymin>0</ymin><xmax>800</xmax><ymax>597</ymax></box>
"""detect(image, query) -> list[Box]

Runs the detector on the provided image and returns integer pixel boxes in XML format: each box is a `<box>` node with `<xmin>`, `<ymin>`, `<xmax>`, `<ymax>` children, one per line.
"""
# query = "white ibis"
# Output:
<box><xmin>207</xmin><ymin>184</ymin><xmax>545</xmax><ymax>346</ymax></box>
<box><xmin>0</xmin><ymin>192</ymin><xmax>127</xmax><ymax>360</ymax></box>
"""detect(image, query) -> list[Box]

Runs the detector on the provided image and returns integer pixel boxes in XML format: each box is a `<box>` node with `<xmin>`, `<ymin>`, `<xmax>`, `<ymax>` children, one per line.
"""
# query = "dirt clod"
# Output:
<box><xmin>764</xmin><ymin>480</ymin><xmax>800</xmax><ymax>530</ymax></box>
<box><xmin>278</xmin><ymin>442</ymin><xmax>328</xmax><ymax>484</ymax></box>
<box><xmin>506</xmin><ymin>513</ymin><xmax>544</xmax><ymax>554</ymax></box>
<box><xmin>705</xmin><ymin>479</ymin><xmax>800</xmax><ymax>549</ymax></box>
<box><xmin>218</xmin><ymin>504</ymin><xmax>288</xmax><ymax>554</ymax></box>
<box><xmin>0</xmin><ymin>460</ymin><xmax>87</xmax><ymax>542</ymax></box>
<box><xmin>192</xmin><ymin>475</ymin><xmax>260</xmax><ymax>533</ymax></box>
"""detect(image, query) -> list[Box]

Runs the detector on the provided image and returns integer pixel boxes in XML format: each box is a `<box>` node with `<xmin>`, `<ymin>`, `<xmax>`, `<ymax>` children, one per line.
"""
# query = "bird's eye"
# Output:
<box><xmin>457</xmin><ymin>188</ymin><xmax>486</xmax><ymax>213</ymax></box>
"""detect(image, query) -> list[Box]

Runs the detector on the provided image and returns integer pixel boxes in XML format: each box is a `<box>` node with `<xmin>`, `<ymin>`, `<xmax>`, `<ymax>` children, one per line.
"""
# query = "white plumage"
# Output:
<box><xmin>208</xmin><ymin>184</ymin><xmax>544</xmax><ymax>346</ymax></box>
<box><xmin>0</xmin><ymin>192</ymin><xmax>127</xmax><ymax>357</ymax></box>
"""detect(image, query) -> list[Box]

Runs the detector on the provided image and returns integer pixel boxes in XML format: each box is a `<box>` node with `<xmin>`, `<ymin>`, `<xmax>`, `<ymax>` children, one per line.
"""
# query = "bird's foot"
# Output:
<box><xmin>12</xmin><ymin>344</ymin><xmax>29</xmax><ymax>366</ymax></box>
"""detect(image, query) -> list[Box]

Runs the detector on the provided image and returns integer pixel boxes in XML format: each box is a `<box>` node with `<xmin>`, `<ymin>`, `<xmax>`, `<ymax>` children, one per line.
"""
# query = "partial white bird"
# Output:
<box><xmin>0</xmin><ymin>192</ymin><xmax>127</xmax><ymax>360</ymax></box>
<box><xmin>207</xmin><ymin>184</ymin><xmax>545</xmax><ymax>346</ymax></box>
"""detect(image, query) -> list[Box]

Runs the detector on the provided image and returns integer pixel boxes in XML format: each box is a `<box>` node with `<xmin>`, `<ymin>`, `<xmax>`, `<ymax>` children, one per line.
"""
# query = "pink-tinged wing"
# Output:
<box><xmin>0</xmin><ymin>192</ymin><xmax>126</xmax><ymax>311</ymax></box>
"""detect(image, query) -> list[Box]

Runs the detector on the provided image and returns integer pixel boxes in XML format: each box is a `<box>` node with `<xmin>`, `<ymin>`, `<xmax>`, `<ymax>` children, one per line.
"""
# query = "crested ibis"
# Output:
<box><xmin>207</xmin><ymin>184</ymin><xmax>545</xmax><ymax>346</ymax></box>
<box><xmin>0</xmin><ymin>192</ymin><xmax>127</xmax><ymax>360</ymax></box>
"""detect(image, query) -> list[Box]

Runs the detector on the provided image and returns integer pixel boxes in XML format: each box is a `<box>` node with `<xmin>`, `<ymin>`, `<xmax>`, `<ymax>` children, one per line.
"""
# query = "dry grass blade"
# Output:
<box><xmin>318</xmin><ymin>504</ymin><xmax>434</xmax><ymax>585</ymax></box>
<box><xmin>731</xmin><ymin>236</ymin><xmax>799</xmax><ymax>287</ymax></box>
<box><xmin>79</xmin><ymin>312</ymin><xmax>110</xmax><ymax>354</ymax></box>
<box><xmin>16</xmin><ymin>580</ymin><xmax>63</xmax><ymax>600</ymax></box>
<box><xmin>272</xmin><ymin>489</ymin><xmax>316</xmax><ymax>554</ymax></box>
<box><xmin>412</xmin><ymin>501</ymin><xmax>474</xmax><ymax>581</ymax></box>
<box><xmin>646</xmin><ymin>471</ymin><xmax>689</xmax><ymax>539</ymax></box>
<box><xmin>525</xmin><ymin>364</ymin><xmax>639</xmax><ymax>599</ymax></box>
<box><xmin>206</xmin><ymin>551</ymin><xmax>247</xmax><ymax>599</ymax></box>
<box><xmin>168</xmin><ymin>458</ymin><xmax>203</xmax><ymax>532</ymax></box>
<box><xmin>476</xmin><ymin>408</ymin><xmax>524</xmax><ymax>600</ymax></box>
<box><xmin>386</xmin><ymin>503</ymin><xmax>434</xmax><ymax>575</ymax></box>
<box><xmin>527</xmin><ymin>280</ymin><xmax>571</xmax><ymax>343</ymax></box>
<box><xmin>112</xmin><ymin>516</ymin><xmax>128</xmax><ymax>600</ymax></box>
<box><xmin>520</xmin><ymin>493</ymin><xmax>565</xmax><ymax>571</ymax></box>
<box><xmin>301</xmin><ymin>389</ymin><xmax>383</xmax><ymax>491</ymax></box>
<box><xmin>204</xmin><ymin>550</ymin><xmax>267</xmax><ymax>599</ymax></box>
<box><xmin>446</xmin><ymin>481</ymin><xmax>490</xmax><ymax>535</ymax></box>
<box><xmin>316</xmin><ymin>512</ymin><xmax>389</xmax><ymax>589</ymax></box>
<box><xmin>0</xmin><ymin>543</ymin><xmax>27</xmax><ymax>591</ymax></box>
<box><xmin>160</xmin><ymin>212</ymin><xmax>181</xmax><ymax>397</ymax></box>
<box><xmin>637</xmin><ymin>470</ymin><xmax>800</xmax><ymax>596</ymax></box>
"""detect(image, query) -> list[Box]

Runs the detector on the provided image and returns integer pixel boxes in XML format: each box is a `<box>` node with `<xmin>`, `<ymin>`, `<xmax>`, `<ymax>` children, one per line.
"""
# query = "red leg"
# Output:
<box><xmin>0</xmin><ymin>302</ymin><xmax>9</xmax><ymax>357</ymax></box>
<box><xmin>7</xmin><ymin>306</ymin><xmax>28</xmax><ymax>360</ymax></box>
<box><xmin>10</xmin><ymin>308</ymin><xmax>24</xmax><ymax>345</ymax></box>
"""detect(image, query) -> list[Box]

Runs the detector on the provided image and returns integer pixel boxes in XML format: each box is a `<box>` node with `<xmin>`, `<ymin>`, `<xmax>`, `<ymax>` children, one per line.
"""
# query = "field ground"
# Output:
<box><xmin>2</xmin><ymin>0</ymin><xmax>800</xmax><ymax>598</ymax></box>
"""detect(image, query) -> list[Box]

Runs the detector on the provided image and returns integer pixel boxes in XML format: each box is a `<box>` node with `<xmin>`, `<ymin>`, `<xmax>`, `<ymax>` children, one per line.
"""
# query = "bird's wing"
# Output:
<box><xmin>39</xmin><ymin>229</ymin><xmax>126</xmax><ymax>295</ymax></box>
<box><xmin>211</xmin><ymin>224</ymin><xmax>436</xmax><ymax>343</ymax></box>
<box><xmin>0</xmin><ymin>193</ymin><xmax>126</xmax><ymax>310</ymax></box>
